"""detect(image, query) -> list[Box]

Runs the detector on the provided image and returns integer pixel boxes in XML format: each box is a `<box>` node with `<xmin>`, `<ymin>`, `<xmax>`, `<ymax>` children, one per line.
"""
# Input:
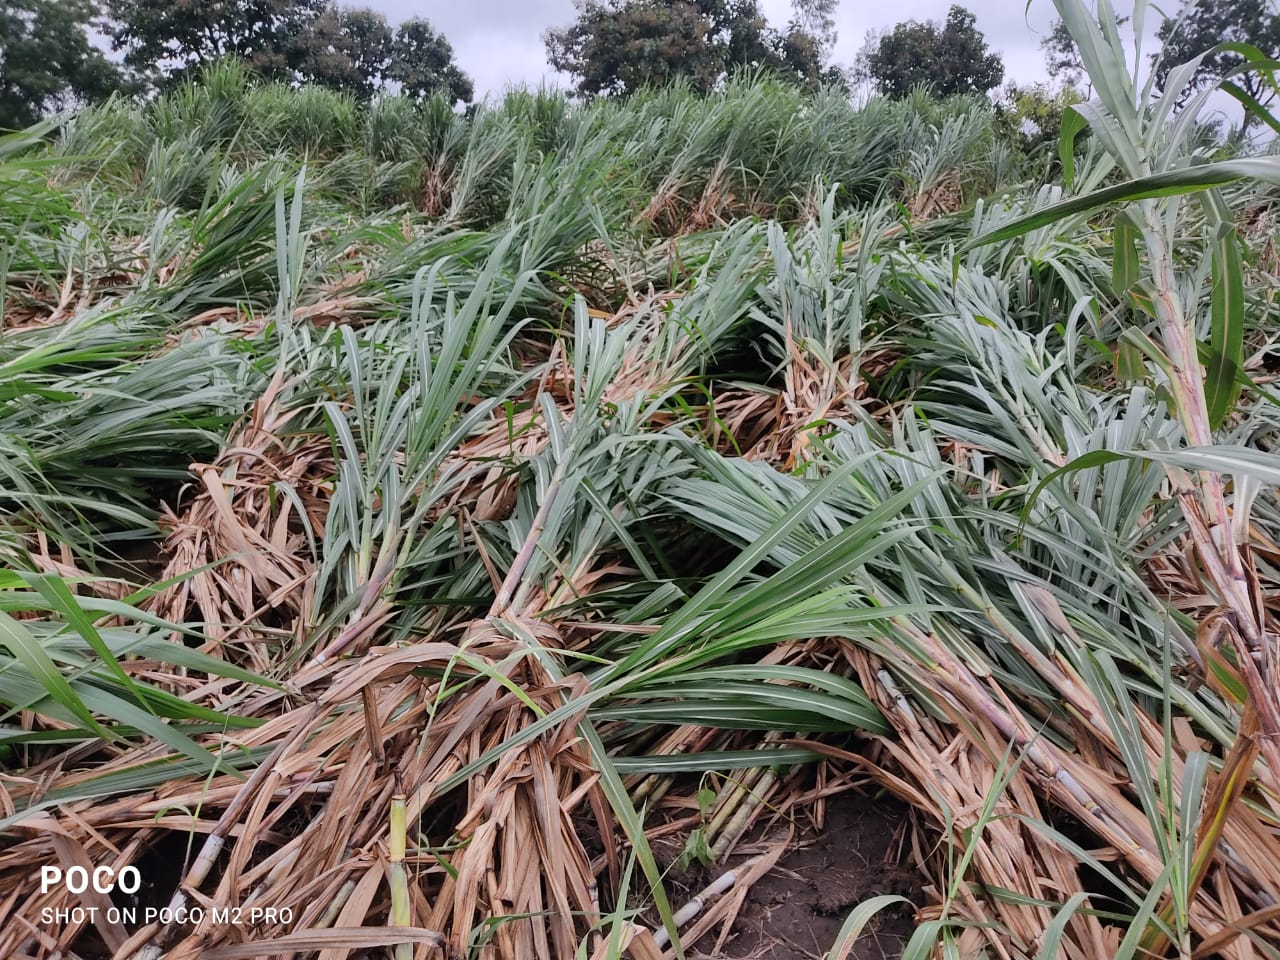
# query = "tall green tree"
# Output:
<box><xmin>1041</xmin><ymin>17</ymin><xmax>1085</xmax><ymax>87</ymax></box>
<box><xmin>106</xmin><ymin>0</ymin><xmax>324</xmax><ymax>82</ymax></box>
<box><xmin>0</xmin><ymin>0</ymin><xmax>123</xmax><ymax>129</ymax></box>
<box><xmin>995</xmin><ymin>81</ymin><xmax>1085</xmax><ymax>158</ymax></box>
<box><xmin>387</xmin><ymin>19</ymin><xmax>474</xmax><ymax>105</ymax></box>
<box><xmin>790</xmin><ymin>0</ymin><xmax>836</xmax><ymax>57</ymax></box>
<box><xmin>544</xmin><ymin>0</ymin><xmax>836</xmax><ymax>98</ymax></box>
<box><xmin>105</xmin><ymin>0</ymin><xmax>472</xmax><ymax>103</ymax></box>
<box><xmin>860</xmin><ymin>4</ymin><xmax>1004</xmax><ymax>98</ymax></box>
<box><xmin>778</xmin><ymin>0</ymin><xmax>843</xmax><ymax>89</ymax></box>
<box><xmin>293</xmin><ymin>5</ymin><xmax>392</xmax><ymax>97</ymax></box>
<box><xmin>286</xmin><ymin>7</ymin><xmax>474</xmax><ymax>102</ymax></box>
<box><xmin>1154</xmin><ymin>0</ymin><xmax>1280</xmax><ymax>121</ymax></box>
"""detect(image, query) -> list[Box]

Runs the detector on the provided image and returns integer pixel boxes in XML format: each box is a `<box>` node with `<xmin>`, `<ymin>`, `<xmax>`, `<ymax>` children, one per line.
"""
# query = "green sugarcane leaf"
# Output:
<box><xmin>0</xmin><ymin>610</ymin><xmax>111</xmax><ymax>741</ymax></box>
<box><xmin>1024</xmin><ymin>445</ymin><xmax>1280</xmax><ymax>534</ymax></box>
<box><xmin>1206</xmin><ymin>222</ymin><xmax>1245</xmax><ymax>428</ymax></box>
<box><xmin>967</xmin><ymin>157</ymin><xmax>1280</xmax><ymax>249</ymax></box>
<box><xmin>827</xmin><ymin>894</ymin><xmax>913</xmax><ymax>960</ymax></box>
<box><xmin>1213</xmin><ymin>42</ymin><xmax>1280</xmax><ymax>104</ymax></box>
<box><xmin>1126</xmin><ymin>279</ymin><xmax>1158</xmax><ymax>319</ymax></box>
<box><xmin>1114</xmin><ymin>340</ymin><xmax>1146</xmax><ymax>382</ymax></box>
<box><xmin>1111</xmin><ymin>209</ymin><xmax>1141</xmax><ymax>296</ymax></box>
<box><xmin>1036</xmin><ymin>893</ymin><xmax>1091</xmax><ymax>960</ymax></box>
<box><xmin>1059</xmin><ymin>104</ymin><xmax>1088</xmax><ymax>190</ymax></box>
<box><xmin>32</xmin><ymin>574</ymin><xmax>142</xmax><ymax>707</ymax></box>
<box><xmin>1220</xmin><ymin>82</ymin><xmax>1280</xmax><ymax>137</ymax></box>
<box><xmin>609</xmin><ymin>747</ymin><xmax>825</xmax><ymax>773</ymax></box>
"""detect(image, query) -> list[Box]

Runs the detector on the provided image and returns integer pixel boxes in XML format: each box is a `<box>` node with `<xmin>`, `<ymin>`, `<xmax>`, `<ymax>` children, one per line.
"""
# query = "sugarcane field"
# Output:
<box><xmin>3</xmin><ymin>0</ymin><xmax>1280</xmax><ymax>957</ymax></box>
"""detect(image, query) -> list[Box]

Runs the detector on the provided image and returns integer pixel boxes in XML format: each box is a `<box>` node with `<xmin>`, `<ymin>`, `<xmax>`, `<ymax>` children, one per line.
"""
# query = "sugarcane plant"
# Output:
<box><xmin>970</xmin><ymin>0</ymin><xmax>1280</xmax><ymax>951</ymax></box>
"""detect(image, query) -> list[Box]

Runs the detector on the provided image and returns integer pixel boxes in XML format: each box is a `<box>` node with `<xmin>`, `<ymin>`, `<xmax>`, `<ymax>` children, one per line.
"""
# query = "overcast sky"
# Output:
<box><xmin>372</xmin><ymin>0</ymin><xmax>1151</xmax><ymax>99</ymax></box>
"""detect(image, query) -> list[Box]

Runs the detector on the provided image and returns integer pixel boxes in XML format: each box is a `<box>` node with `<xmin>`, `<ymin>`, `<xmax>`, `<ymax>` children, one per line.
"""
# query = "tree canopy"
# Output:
<box><xmin>996</xmin><ymin>81</ymin><xmax>1085</xmax><ymax>160</ymax></box>
<box><xmin>860</xmin><ymin>4</ymin><xmax>1004</xmax><ymax>99</ymax></box>
<box><xmin>1154</xmin><ymin>0</ymin><xmax>1280</xmax><ymax>118</ymax></box>
<box><xmin>292</xmin><ymin>5</ymin><xmax>393</xmax><ymax>98</ymax></box>
<box><xmin>105</xmin><ymin>0</ymin><xmax>474</xmax><ymax>104</ymax></box>
<box><xmin>0</xmin><ymin>0</ymin><xmax>124</xmax><ymax>130</ymax></box>
<box><xmin>106</xmin><ymin>0</ymin><xmax>322</xmax><ymax>81</ymax></box>
<box><xmin>387</xmin><ymin>19</ymin><xmax>475</xmax><ymax>105</ymax></box>
<box><xmin>1041</xmin><ymin>17</ymin><xmax>1084</xmax><ymax>88</ymax></box>
<box><xmin>544</xmin><ymin>0</ymin><xmax>841</xmax><ymax>99</ymax></box>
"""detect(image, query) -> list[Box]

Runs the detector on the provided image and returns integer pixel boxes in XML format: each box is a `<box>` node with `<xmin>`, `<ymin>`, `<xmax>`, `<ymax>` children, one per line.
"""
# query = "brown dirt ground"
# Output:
<box><xmin>64</xmin><ymin>790</ymin><xmax>922</xmax><ymax>960</ymax></box>
<box><xmin>687</xmin><ymin>792</ymin><xmax>923</xmax><ymax>960</ymax></box>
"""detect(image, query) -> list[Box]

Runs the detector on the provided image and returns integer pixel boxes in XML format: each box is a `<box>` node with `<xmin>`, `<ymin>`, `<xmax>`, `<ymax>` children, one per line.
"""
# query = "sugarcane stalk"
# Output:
<box><xmin>883</xmin><ymin>611</ymin><xmax>1156</xmax><ymax>864</ymax></box>
<box><xmin>128</xmin><ymin>703</ymin><xmax>323</xmax><ymax>960</ymax></box>
<box><xmin>389</xmin><ymin>792</ymin><xmax>412</xmax><ymax>960</ymax></box>
<box><xmin>703</xmin><ymin>768</ymin><xmax>761</xmax><ymax>854</ymax></box>
<box><xmin>1134</xmin><ymin>204</ymin><xmax>1280</xmax><ymax>957</ymax></box>
<box><xmin>315</xmin><ymin>878</ymin><xmax>358</xmax><ymax>929</ymax></box>
<box><xmin>709</xmin><ymin>769</ymin><xmax>777</xmax><ymax>863</ymax></box>
<box><xmin>630</xmin><ymin>728</ymin><xmax>702</xmax><ymax>803</ymax></box>
<box><xmin>650</xmin><ymin>854</ymin><xmax>763</xmax><ymax>949</ymax></box>
<box><xmin>490</xmin><ymin>477</ymin><xmax>563</xmax><ymax>617</ymax></box>
<box><xmin>588</xmin><ymin>877</ymin><xmax>602</xmax><ymax>956</ymax></box>
<box><xmin>877</xmin><ymin>668</ymin><xmax>917</xmax><ymax>725</ymax></box>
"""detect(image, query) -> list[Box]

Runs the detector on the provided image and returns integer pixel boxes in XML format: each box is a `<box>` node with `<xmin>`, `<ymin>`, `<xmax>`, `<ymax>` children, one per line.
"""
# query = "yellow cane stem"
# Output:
<box><xmin>389</xmin><ymin>794</ymin><xmax>411</xmax><ymax>960</ymax></box>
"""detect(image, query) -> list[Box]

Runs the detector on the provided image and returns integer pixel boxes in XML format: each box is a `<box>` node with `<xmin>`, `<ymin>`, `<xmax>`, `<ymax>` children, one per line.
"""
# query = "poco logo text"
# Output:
<box><xmin>40</xmin><ymin>865</ymin><xmax>142</xmax><ymax>895</ymax></box>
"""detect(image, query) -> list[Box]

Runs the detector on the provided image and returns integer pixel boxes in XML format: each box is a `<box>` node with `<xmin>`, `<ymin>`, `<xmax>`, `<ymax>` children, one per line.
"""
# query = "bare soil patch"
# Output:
<box><xmin>723</xmin><ymin>793</ymin><xmax>919</xmax><ymax>960</ymax></box>
<box><xmin>666</xmin><ymin>790</ymin><xmax>923</xmax><ymax>960</ymax></box>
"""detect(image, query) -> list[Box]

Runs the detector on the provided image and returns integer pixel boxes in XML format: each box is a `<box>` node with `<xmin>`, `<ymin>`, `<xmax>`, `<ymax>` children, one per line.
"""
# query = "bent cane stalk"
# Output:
<box><xmin>966</xmin><ymin>3</ymin><xmax>1280</xmax><ymax>951</ymax></box>
<box><xmin>1135</xmin><ymin>208</ymin><xmax>1279</xmax><ymax>955</ymax></box>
